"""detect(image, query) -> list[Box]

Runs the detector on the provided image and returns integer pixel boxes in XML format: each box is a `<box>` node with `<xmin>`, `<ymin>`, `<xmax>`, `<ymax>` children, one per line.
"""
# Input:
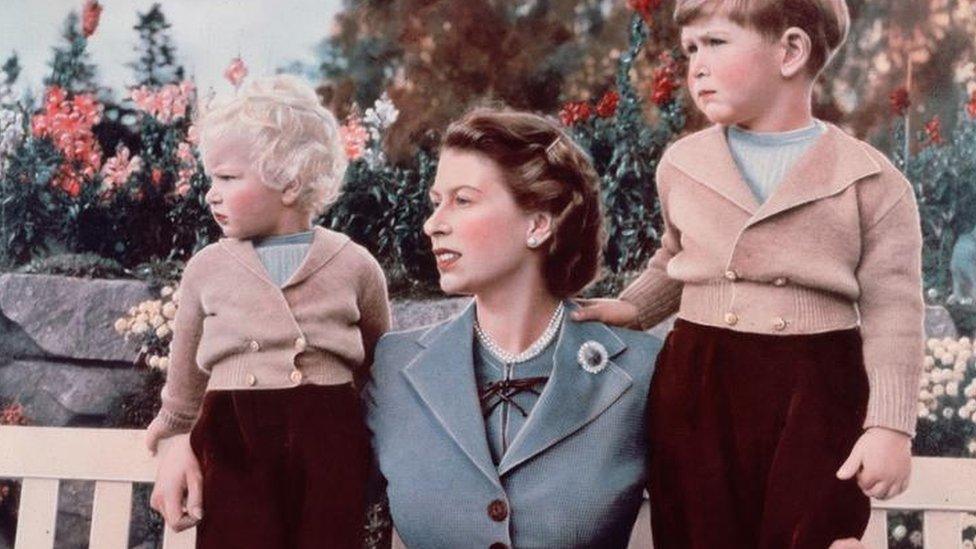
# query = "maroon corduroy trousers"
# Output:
<box><xmin>648</xmin><ymin>318</ymin><xmax>871</xmax><ymax>549</ymax></box>
<box><xmin>189</xmin><ymin>383</ymin><xmax>369</xmax><ymax>549</ymax></box>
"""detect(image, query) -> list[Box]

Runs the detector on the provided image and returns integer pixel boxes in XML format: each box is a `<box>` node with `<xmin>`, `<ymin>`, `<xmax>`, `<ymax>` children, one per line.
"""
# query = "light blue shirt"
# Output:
<box><xmin>251</xmin><ymin>230</ymin><xmax>314</xmax><ymax>287</ymax></box>
<box><xmin>727</xmin><ymin>120</ymin><xmax>826</xmax><ymax>203</ymax></box>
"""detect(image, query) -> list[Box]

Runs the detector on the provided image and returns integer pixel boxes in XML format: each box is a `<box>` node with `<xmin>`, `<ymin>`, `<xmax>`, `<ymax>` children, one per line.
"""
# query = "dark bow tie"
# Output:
<box><xmin>479</xmin><ymin>377</ymin><xmax>549</xmax><ymax>418</ymax></box>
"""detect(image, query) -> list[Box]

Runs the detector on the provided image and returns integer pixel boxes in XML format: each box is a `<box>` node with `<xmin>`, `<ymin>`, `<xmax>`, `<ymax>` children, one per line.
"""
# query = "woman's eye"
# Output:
<box><xmin>455</xmin><ymin>196</ymin><xmax>471</xmax><ymax>206</ymax></box>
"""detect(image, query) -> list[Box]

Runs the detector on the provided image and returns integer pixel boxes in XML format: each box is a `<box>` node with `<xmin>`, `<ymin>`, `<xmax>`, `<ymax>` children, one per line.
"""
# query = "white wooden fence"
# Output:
<box><xmin>1</xmin><ymin>426</ymin><xmax>974</xmax><ymax>549</ymax></box>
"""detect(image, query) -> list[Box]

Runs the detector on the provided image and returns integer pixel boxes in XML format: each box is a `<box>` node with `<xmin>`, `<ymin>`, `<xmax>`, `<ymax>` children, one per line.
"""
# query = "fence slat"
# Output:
<box><xmin>14</xmin><ymin>477</ymin><xmax>59</xmax><ymax>549</ymax></box>
<box><xmin>162</xmin><ymin>525</ymin><xmax>198</xmax><ymax>549</ymax></box>
<box><xmin>861</xmin><ymin>509</ymin><xmax>888</xmax><ymax>548</ymax></box>
<box><xmin>90</xmin><ymin>481</ymin><xmax>133</xmax><ymax>548</ymax></box>
<box><xmin>923</xmin><ymin>510</ymin><xmax>962</xmax><ymax>549</ymax></box>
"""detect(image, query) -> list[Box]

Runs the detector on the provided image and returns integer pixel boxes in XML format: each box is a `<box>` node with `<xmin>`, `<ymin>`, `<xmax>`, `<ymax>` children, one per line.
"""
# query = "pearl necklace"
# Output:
<box><xmin>474</xmin><ymin>302</ymin><xmax>565</xmax><ymax>365</ymax></box>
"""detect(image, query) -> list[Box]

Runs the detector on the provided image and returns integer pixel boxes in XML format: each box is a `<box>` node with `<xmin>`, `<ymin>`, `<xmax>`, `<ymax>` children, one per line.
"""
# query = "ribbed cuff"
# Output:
<box><xmin>863</xmin><ymin>366</ymin><xmax>922</xmax><ymax>438</ymax></box>
<box><xmin>619</xmin><ymin>270</ymin><xmax>683</xmax><ymax>330</ymax></box>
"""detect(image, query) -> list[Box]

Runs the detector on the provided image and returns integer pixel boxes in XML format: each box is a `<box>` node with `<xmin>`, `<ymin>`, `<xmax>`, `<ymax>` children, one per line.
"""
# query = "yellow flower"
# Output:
<box><xmin>113</xmin><ymin>317</ymin><xmax>129</xmax><ymax>335</ymax></box>
<box><xmin>162</xmin><ymin>302</ymin><xmax>177</xmax><ymax>319</ymax></box>
<box><xmin>155</xmin><ymin>325</ymin><xmax>171</xmax><ymax>339</ymax></box>
<box><xmin>131</xmin><ymin>321</ymin><xmax>149</xmax><ymax>335</ymax></box>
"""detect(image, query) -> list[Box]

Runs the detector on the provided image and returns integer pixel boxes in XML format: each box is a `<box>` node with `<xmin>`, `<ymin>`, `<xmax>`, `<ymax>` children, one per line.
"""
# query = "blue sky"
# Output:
<box><xmin>0</xmin><ymin>0</ymin><xmax>341</xmax><ymax>100</ymax></box>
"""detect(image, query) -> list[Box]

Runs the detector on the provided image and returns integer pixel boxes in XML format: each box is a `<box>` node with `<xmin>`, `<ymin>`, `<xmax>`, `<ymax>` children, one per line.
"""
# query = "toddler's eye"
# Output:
<box><xmin>707</xmin><ymin>38</ymin><xmax>725</xmax><ymax>46</ymax></box>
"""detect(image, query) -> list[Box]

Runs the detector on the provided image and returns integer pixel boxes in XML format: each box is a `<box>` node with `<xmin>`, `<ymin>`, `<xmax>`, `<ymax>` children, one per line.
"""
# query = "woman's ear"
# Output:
<box><xmin>280</xmin><ymin>181</ymin><xmax>302</xmax><ymax>207</ymax></box>
<box><xmin>780</xmin><ymin>26</ymin><xmax>813</xmax><ymax>78</ymax></box>
<box><xmin>526</xmin><ymin>211</ymin><xmax>554</xmax><ymax>248</ymax></box>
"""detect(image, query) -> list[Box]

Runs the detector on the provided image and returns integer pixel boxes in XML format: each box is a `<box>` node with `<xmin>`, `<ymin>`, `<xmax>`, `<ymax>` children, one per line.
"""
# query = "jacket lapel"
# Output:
<box><xmin>402</xmin><ymin>302</ymin><xmax>502</xmax><ymax>488</ymax></box>
<box><xmin>666</xmin><ymin>124</ymin><xmax>761</xmax><ymax>215</ymax></box>
<box><xmin>497</xmin><ymin>303</ymin><xmax>632</xmax><ymax>477</ymax></box>
<box><xmin>218</xmin><ymin>226</ymin><xmax>350</xmax><ymax>290</ymax></box>
<box><xmin>747</xmin><ymin>124</ymin><xmax>882</xmax><ymax>226</ymax></box>
<box><xmin>666</xmin><ymin>123</ymin><xmax>882</xmax><ymax>226</ymax></box>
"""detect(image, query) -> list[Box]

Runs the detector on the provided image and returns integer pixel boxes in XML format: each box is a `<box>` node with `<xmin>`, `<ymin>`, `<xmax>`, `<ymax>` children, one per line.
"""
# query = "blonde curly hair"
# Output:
<box><xmin>195</xmin><ymin>74</ymin><xmax>347</xmax><ymax>216</ymax></box>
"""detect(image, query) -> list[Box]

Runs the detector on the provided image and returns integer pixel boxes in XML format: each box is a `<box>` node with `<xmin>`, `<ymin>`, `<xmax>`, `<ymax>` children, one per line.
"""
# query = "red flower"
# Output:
<box><xmin>596</xmin><ymin>90</ymin><xmax>619</xmax><ymax>118</ymax></box>
<box><xmin>82</xmin><ymin>0</ymin><xmax>102</xmax><ymax>38</ymax></box>
<box><xmin>889</xmin><ymin>87</ymin><xmax>911</xmax><ymax>117</ymax></box>
<box><xmin>559</xmin><ymin>101</ymin><xmax>592</xmax><ymax>126</ymax></box>
<box><xmin>0</xmin><ymin>402</ymin><xmax>27</xmax><ymax>426</ymax></box>
<box><xmin>224</xmin><ymin>57</ymin><xmax>248</xmax><ymax>88</ymax></box>
<box><xmin>966</xmin><ymin>90</ymin><xmax>976</xmax><ymax>120</ymax></box>
<box><xmin>650</xmin><ymin>52</ymin><xmax>681</xmax><ymax>106</ymax></box>
<box><xmin>339</xmin><ymin>112</ymin><xmax>369</xmax><ymax>160</ymax></box>
<box><xmin>628</xmin><ymin>0</ymin><xmax>663</xmax><ymax>22</ymax></box>
<box><xmin>31</xmin><ymin>86</ymin><xmax>103</xmax><ymax>196</ymax></box>
<box><xmin>924</xmin><ymin>115</ymin><xmax>944</xmax><ymax>145</ymax></box>
<box><xmin>151</xmin><ymin>168</ymin><xmax>164</xmax><ymax>186</ymax></box>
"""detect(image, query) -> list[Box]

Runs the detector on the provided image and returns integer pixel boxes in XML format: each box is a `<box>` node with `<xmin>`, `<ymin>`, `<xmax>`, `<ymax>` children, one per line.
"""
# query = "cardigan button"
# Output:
<box><xmin>773</xmin><ymin>277</ymin><xmax>788</xmax><ymax>287</ymax></box>
<box><xmin>772</xmin><ymin>317</ymin><xmax>788</xmax><ymax>331</ymax></box>
<box><xmin>289</xmin><ymin>370</ymin><xmax>303</xmax><ymax>384</ymax></box>
<box><xmin>487</xmin><ymin>499</ymin><xmax>508</xmax><ymax>522</ymax></box>
<box><xmin>724</xmin><ymin>312</ymin><xmax>739</xmax><ymax>326</ymax></box>
<box><xmin>245</xmin><ymin>373</ymin><xmax>257</xmax><ymax>386</ymax></box>
<box><xmin>724</xmin><ymin>269</ymin><xmax>738</xmax><ymax>281</ymax></box>
<box><xmin>294</xmin><ymin>337</ymin><xmax>307</xmax><ymax>352</ymax></box>
<box><xmin>248</xmin><ymin>340</ymin><xmax>260</xmax><ymax>352</ymax></box>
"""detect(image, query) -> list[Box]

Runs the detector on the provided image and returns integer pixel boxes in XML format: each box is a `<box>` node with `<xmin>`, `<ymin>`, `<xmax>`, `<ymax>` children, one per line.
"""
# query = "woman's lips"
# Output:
<box><xmin>213</xmin><ymin>213</ymin><xmax>228</xmax><ymax>224</ymax></box>
<box><xmin>432</xmin><ymin>248</ymin><xmax>461</xmax><ymax>270</ymax></box>
<box><xmin>698</xmin><ymin>90</ymin><xmax>716</xmax><ymax>100</ymax></box>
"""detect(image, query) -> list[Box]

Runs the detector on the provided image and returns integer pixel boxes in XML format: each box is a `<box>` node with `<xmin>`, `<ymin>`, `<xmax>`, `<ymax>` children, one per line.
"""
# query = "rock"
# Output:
<box><xmin>54</xmin><ymin>480</ymin><xmax>92</xmax><ymax>549</ymax></box>
<box><xmin>0</xmin><ymin>359</ymin><xmax>143</xmax><ymax>427</ymax></box>
<box><xmin>925</xmin><ymin>305</ymin><xmax>958</xmax><ymax>339</ymax></box>
<box><xmin>0</xmin><ymin>273</ymin><xmax>153</xmax><ymax>362</ymax></box>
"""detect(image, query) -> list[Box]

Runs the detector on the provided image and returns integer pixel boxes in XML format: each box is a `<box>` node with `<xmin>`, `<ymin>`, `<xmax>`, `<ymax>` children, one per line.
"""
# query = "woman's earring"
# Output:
<box><xmin>527</xmin><ymin>236</ymin><xmax>539</xmax><ymax>248</ymax></box>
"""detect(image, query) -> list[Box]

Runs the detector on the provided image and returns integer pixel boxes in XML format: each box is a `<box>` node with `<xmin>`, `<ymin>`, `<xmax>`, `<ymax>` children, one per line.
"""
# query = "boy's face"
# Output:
<box><xmin>201</xmin><ymin>133</ymin><xmax>289</xmax><ymax>239</ymax></box>
<box><xmin>680</xmin><ymin>13</ymin><xmax>784</xmax><ymax>128</ymax></box>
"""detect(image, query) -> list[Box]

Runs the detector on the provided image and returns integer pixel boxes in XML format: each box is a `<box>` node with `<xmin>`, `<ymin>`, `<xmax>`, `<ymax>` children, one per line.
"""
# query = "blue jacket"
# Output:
<box><xmin>366</xmin><ymin>300</ymin><xmax>662</xmax><ymax>548</ymax></box>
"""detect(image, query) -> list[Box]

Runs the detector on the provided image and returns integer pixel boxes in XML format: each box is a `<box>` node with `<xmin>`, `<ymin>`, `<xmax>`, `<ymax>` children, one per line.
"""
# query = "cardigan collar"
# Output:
<box><xmin>217</xmin><ymin>225</ymin><xmax>350</xmax><ymax>290</ymax></box>
<box><xmin>665</xmin><ymin>122</ymin><xmax>883</xmax><ymax>226</ymax></box>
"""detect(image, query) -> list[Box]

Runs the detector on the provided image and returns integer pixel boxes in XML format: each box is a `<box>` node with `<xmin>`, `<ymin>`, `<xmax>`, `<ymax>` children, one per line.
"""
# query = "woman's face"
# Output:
<box><xmin>424</xmin><ymin>149</ymin><xmax>547</xmax><ymax>297</ymax></box>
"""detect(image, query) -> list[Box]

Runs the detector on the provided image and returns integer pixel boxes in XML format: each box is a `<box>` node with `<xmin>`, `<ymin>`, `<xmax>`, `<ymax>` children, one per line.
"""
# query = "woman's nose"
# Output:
<box><xmin>423</xmin><ymin>207</ymin><xmax>449</xmax><ymax>237</ymax></box>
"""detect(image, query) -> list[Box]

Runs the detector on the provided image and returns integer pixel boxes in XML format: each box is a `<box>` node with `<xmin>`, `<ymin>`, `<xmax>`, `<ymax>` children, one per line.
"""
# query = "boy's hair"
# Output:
<box><xmin>674</xmin><ymin>0</ymin><xmax>850</xmax><ymax>77</ymax></box>
<box><xmin>195</xmin><ymin>74</ymin><xmax>347</xmax><ymax>216</ymax></box>
<box><xmin>442</xmin><ymin>107</ymin><xmax>606</xmax><ymax>298</ymax></box>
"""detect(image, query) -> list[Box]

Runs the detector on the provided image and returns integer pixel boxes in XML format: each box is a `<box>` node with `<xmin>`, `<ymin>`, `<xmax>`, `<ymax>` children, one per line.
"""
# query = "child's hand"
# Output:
<box><xmin>836</xmin><ymin>426</ymin><xmax>912</xmax><ymax>500</ymax></box>
<box><xmin>149</xmin><ymin>434</ymin><xmax>204</xmax><ymax>532</ymax></box>
<box><xmin>571</xmin><ymin>298</ymin><xmax>640</xmax><ymax>328</ymax></box>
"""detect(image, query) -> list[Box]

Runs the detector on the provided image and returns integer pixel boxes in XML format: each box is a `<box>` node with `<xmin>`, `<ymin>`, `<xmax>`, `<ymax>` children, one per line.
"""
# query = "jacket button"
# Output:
<box><xmin>772</xmin><ymin>317</ymin><xmax>788</xmax><ymax>331</ymax></box>
<box><xmin>289</xmin><ymin>370</ymin><xmax>303</xmax><ymax>384</ymax></box>
<box><xmin>248</xmin><ymin>340</ymin><xmax>260</xmax><ymax>352</ymax></box>
<box><xmin>294</xmin><ymin>337</ymin><xmax>307</xmax><ymax>352</ymax></box>
<box><xmin>724</xmin><ymin>312</ymin><xmax>739</xmax><ymax>326</ymax></box>
<box><xmin>489</xmin><ymin>544</ymin><xmax>508</xmax><ymax>549</ymax></box>
<box><xmin>245</xmin><ymin>373</ymin><xmax>257</xmax><ymax>386</ymax></box>
<box><xmin>487</xmin><ymin>499</ymin><xmax>508</xmax><ymax>522</ymax></box>
<box><xmin>773</xmin><ymin>277</ymin><xmax>788</xmax><ymax>287</ymax></box>
<box><xmin>724</xmin><ymin>269</ymin><xmax>738</xmax><ymax>281</ymax></box>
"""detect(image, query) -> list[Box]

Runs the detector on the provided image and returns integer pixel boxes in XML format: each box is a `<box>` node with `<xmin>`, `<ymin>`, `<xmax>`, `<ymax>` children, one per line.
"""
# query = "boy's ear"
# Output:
<box><xmin>780</xmin><ymin>27</ymin><xmax>813</xmax><ymax>78</ymax></box>
<box><xmin>280</xmin><ymin>181</ymin><xmax>302</xmax><ymax>207</ymax></box>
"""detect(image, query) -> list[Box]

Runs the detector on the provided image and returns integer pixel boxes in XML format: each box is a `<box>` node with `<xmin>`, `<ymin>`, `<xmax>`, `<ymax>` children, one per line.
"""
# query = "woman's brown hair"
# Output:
<box><xmin>442</xmin><ymin>107</ymin><xmax>606</xmax><ymax>298</ymax></box>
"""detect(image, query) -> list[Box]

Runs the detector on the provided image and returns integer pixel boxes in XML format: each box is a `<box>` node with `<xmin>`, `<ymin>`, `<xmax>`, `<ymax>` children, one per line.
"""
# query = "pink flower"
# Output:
<box><xmin>31</xmin><ymin>86</ymin><xmax>103</xmax><ymax>196</ymax></box>
<box><xmin>224</xmin><ymin>57</ymin><xmax>248</xmax><ymax>88</ymax></box>
<box><xmin>128</xmin><ymin>81</ymin><xmax>194</xmax><ymax>123</ymax></box>
<box><xmin>339</xmin><ymin>113</ymin><xmax>369</xmax><ymax>160</ymax></box>
<box><xmin>966</xmin><ymin>90</ymin><xmax>976</xmax><ymax>120</ymax></box>
<box><xmin>101</xmin><ymin>145</ymin><xmax>143</xmax><ymax>191</ymax></box>
<box><xmin>82</xmin><ymin>0</ymin><xmax>103</xmax><ymax>38</ymax></box>
<box><xmin>925</xmin><ymin>115</ymin><xmax>944</xmax><ymax>146</ymax></box>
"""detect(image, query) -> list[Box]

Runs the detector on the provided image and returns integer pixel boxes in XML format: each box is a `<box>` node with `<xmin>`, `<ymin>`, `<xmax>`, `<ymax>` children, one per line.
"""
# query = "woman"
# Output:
<box><xmin>367</xmin><ymin>107</ymin><xmax>663</xmax><ymax>548</ymax></box>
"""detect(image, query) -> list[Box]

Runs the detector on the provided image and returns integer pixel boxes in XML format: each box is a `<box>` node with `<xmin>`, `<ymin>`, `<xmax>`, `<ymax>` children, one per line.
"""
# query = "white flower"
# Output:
<box><xmin>919</xmin><ymin>389</ymin><xmax>933</xmax><ymax>401</ymax></box>
<box><xmin>158</xmin><ymin>356</ymin><xmax>170</xmax><ymax>371</ymax></box>
<box><xmin>364</xmin><ymin>92</ymin><xmax>399</xmax><ymax>132</ymax></box>
<box><xmin>948</xmin><ymin>382</ymin><xmax>960</xmax><ymax>396</ymax></box>
<box><xmin>961</xmin><ymin>337</ymin><xmax>972</xmax><ymax>347</ymax></box>
<box><xmin>963</xmin><ymin>539</ymin><xmax>974</xmax><ymax>549</ymax></box>
<box><xmin>968</xmin><ymin>440</ymin><xmax>976</xmax><ymax>455</ymax></box>
<box><xmin>927</xmin><ymin>338</ymin><xmax>940</xmax><ymax>351</ymax></box>
<box><xmin>577</xmin><ymin>340</ymin><xmax>609</xmax><ymax>374</ymax></box>
<box><xmin>940</xmin><ymin>353</ymin><xmax>956</xmax><ymax>366</ymax></box>
<box><xmin>172</xmin><ymin>290</ymin><xmax>181</xmax><ymax>304</ymax></box>
<box><xmin>943</xmin><ymin>406</ymin><xmax>955</xmax><ymax>419</ymax></box>
<box><xmin>148</xmin><ymin>355</ymin><xmax>160</xmax><ymax>368</ymax></box>
<box><xmin>162</xmin><ymin>302</ymin><xmax>177</xmax><ymax>320</ymax></box>
<box><xmin>933</xmin><ymin>384</ymin><xmax>946</xmax><ymax>397</ymax></box>
<box><xmin>155</xmin><ymin>324</ymin><xmax>171</xmax><ymax>339</ymax></box>
<box><xmin>113</xmin><ymin>317</ymin><xmax>129</xmax><ymax>335</ymax></box>
<box><xmin>131</xmin><ymin>321</ymin><xmax>149</xmax><ymax>335</ymax></box>
<box><xmin>161</xmin><ymin>286</ymin><xmax>174</xmax><ymax>298</ymax></box>
<box><xmin>892</xmin><ymin>524</ymin><xmax>907</xmax><ymax>540</ymax></box>
<box><xmin>959</xmin><ymin>407</ymin><xmax>971</xmax><ymax>420</ymax></box>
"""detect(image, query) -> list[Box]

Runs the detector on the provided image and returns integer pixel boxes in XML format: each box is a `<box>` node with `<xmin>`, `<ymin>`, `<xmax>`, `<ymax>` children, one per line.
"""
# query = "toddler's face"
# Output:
<box><xmin>680</xmin><ymin>13</ymin><xmax>783</xmax><ymax>128</ymax></box>
<box><xmin>202</xmin><ymin>134</ymin><xmax>287</xmax><ymax>239</ymax></box>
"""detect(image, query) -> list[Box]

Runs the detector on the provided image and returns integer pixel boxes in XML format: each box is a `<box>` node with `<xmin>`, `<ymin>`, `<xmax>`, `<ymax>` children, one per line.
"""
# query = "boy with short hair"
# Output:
<box><xmin>573</xmin><ymin>1</ymin><xmax>922</xmax><ymax>547</ymax></box>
